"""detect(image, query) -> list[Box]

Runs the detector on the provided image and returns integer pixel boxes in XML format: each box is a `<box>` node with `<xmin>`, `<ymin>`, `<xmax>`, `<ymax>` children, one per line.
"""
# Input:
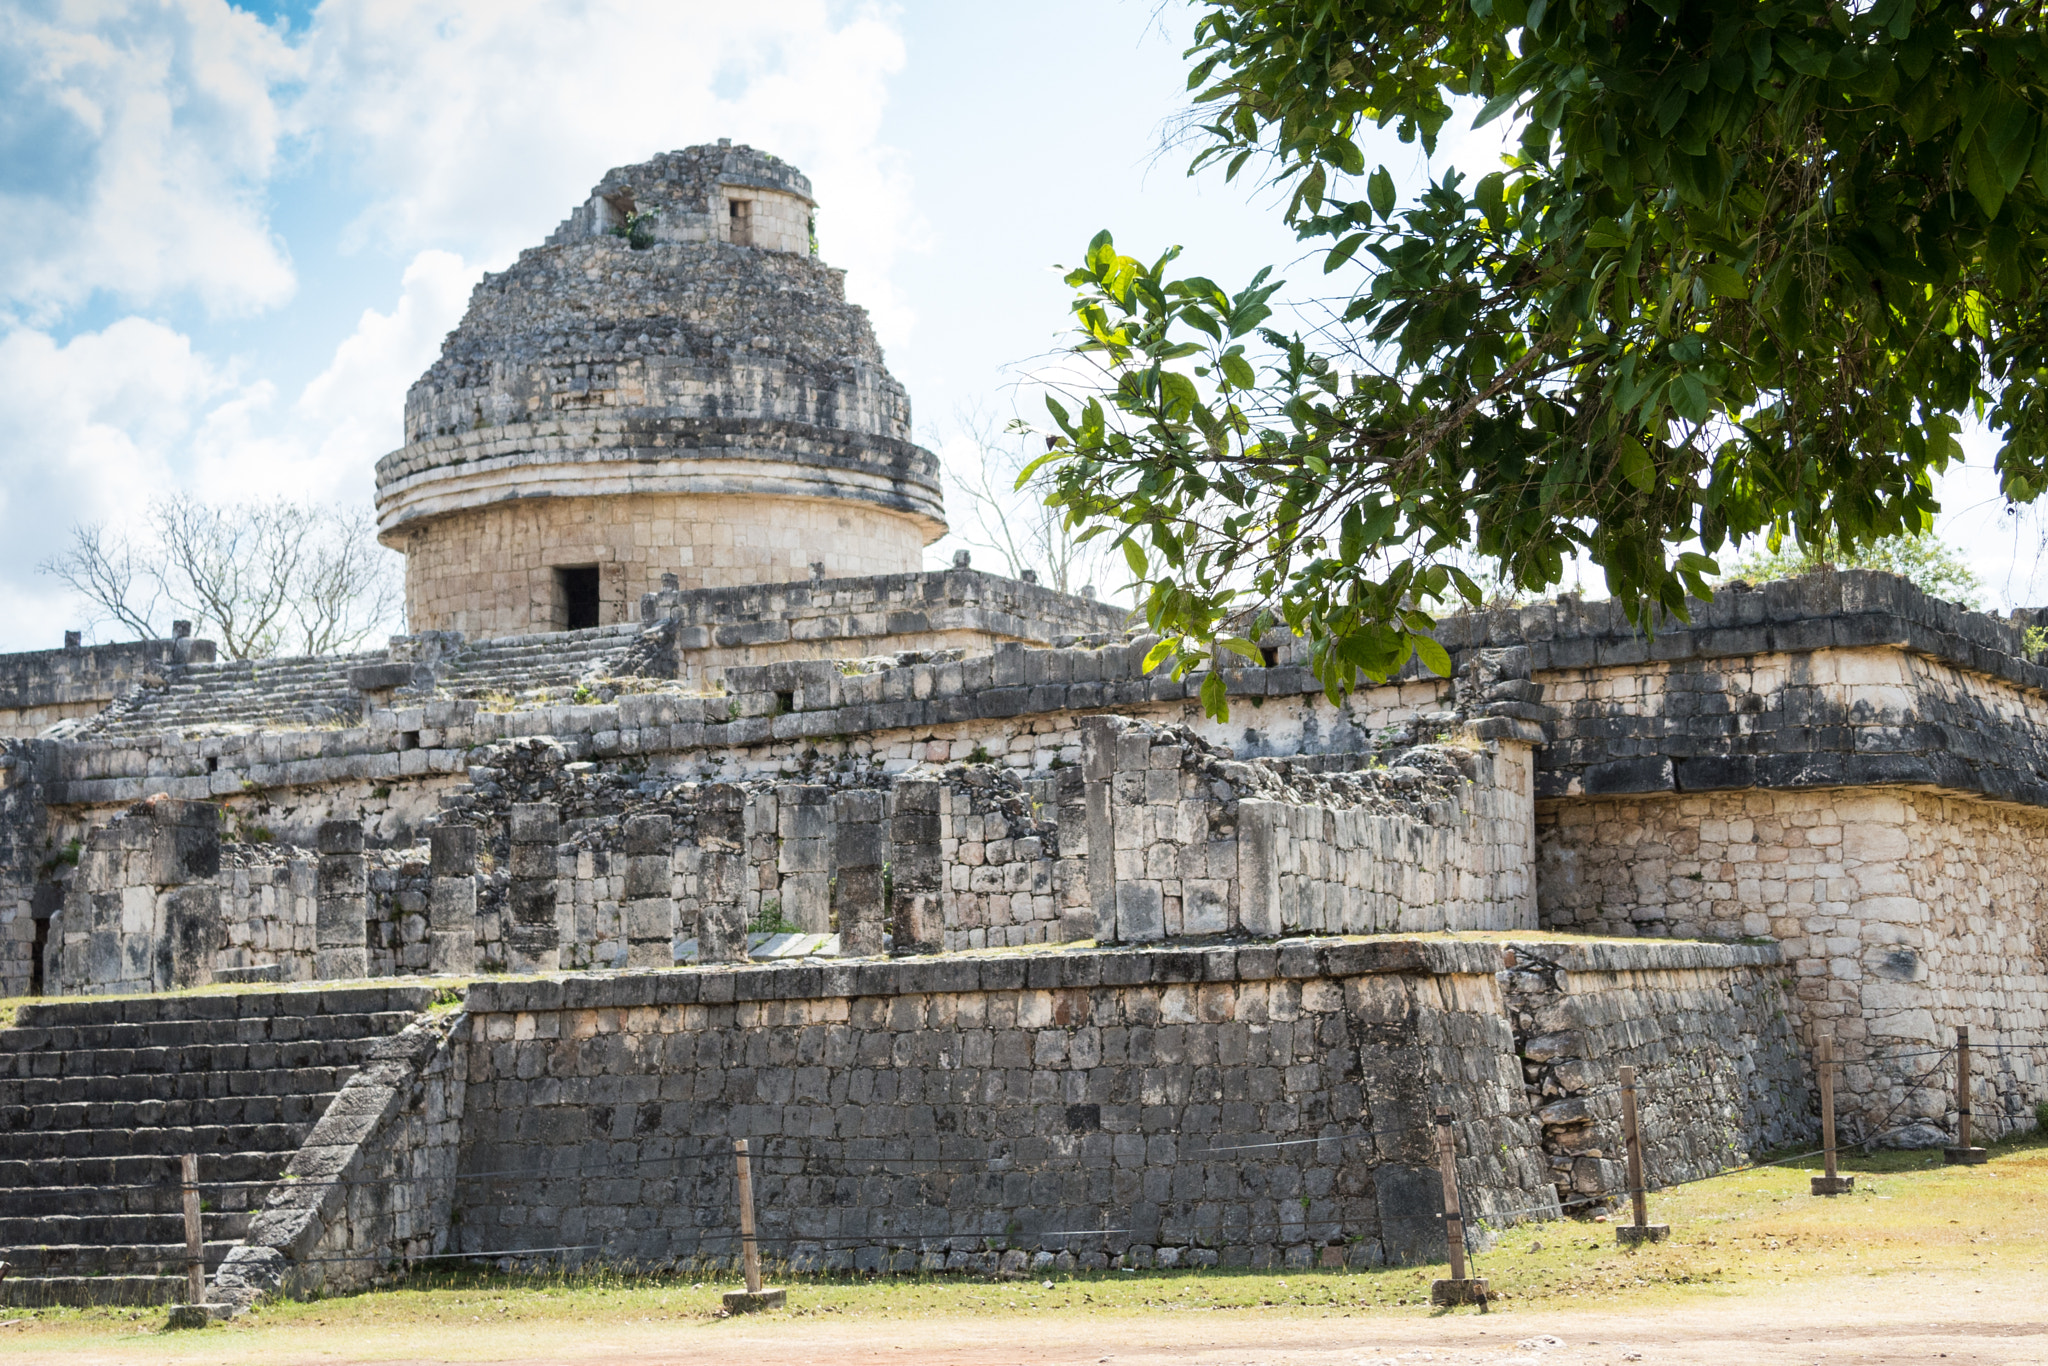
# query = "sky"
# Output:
<box><xmin>2</xmin><ymin>0</ymin><xmax>2044</xmax><ymax>653</ymax></box>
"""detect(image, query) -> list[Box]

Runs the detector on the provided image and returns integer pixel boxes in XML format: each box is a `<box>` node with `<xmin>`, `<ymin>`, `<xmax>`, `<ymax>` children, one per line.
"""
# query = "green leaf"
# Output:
<box><xmin>1324</xmin><ymin>232</ymin><xmax>1369</xmax><ymax>273</ymax></box>
<box><xmin>1142</xmin><ymin>637</ymin><xmax>1178</xmax><ymax>672</ymax></box>
<box><xmin>1122</xmin><ymin>538</ymin><xmax>1148</xmax><ymax>581</ymax></box>
<box><xmin>1698</xmin><ymin>262</ymin><xmax>1746</xmax><ymax>298</ymax></box>
<box><xmin>1668</xmin><ymin>373</ymin><xmax>1712</xmax><ymax>423</ymax></box>
<box><xmin>1221</xmin><ymin>351</ymin><xmax>1258</xmax><ymax>389</ymax></box>
<box><xmin>1473</xmin><ymin>87</ymin><xmax>1522</xmax><ymax>129</ymax></box>
<box><xmin>1967</xmin><ymin>127</ymin><xmax>2011</xmax><ymax>219</ymax></box>
<box><xmin>1367</xmin><ymin>167</ymin><xmax>1396</xmax><ymax>220</ymax></box>
<box><xmin>1413</xmin><ymin>635</ymin><xmax>1452</xmax><ymax>678</ymax></box>
<box><xmin>1617</xmin><ymin>437</ymin><xmax>1656</xmax><ymax>491</ymax></box>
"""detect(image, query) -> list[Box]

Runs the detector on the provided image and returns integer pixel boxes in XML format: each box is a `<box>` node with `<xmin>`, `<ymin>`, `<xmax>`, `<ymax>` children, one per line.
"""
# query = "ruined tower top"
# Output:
<box><xmin>372</xmin><ymin>142</ymin><xmax>947</xmax><ymax>640</ymax></box>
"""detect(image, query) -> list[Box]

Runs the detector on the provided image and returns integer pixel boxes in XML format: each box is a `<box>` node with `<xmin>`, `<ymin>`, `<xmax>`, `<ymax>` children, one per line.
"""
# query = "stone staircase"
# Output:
<box><xmin>83</xmin><ymin>652</ymin><xmax>380</xmax><ymax>740</ymax></box>
<box><xmin>0</xmin><ymin>984</ymin><xmax>434</xmax><ymax>1306</ymax></box>
<box><xmin>70</xmin><ymin>627</ymin><xmax>644</xmax><ymax>739</ymax></box>
<box><xmin>433</xmin><ymin>624</ymin><xmax>643</xmax><ymax>702</ymax></box>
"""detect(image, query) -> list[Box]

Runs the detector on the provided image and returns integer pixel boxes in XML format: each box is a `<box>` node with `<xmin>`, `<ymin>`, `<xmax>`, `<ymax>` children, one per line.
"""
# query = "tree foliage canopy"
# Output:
<box><xmin>1037</xmin><ymin>0</ymin><xmax>2048</xmax><ymax>717</ymax></box>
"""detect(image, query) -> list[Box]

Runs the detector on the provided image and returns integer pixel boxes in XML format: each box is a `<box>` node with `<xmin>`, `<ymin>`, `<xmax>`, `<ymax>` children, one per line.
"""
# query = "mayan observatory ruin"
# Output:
<box><xmin>0</xmin><ymin>140</ymin><xmax>2042</xmax><ymax>1312</ymax></box>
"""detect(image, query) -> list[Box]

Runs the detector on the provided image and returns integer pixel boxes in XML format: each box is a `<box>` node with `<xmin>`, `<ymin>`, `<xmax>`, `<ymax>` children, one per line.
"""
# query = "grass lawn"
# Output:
<box><xmin>1</xmin><ymin>1129</ymin><xmax>2042</xmax><ymax>1363</ymax></box>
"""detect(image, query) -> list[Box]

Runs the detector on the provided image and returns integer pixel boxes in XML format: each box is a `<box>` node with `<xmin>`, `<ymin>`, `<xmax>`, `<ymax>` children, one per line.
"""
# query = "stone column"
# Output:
<box><xmin>831</xmin><ymin>789</ymin><xmax>886</xmax><ymax>956</ymax></box>
<box><xmin>152</xmin><ymin>799</ymin><xmax>223</xmax><ymax>992</ymax></box>
<box><xmin>506</xmin><ymin>802</ymin><xmax>561</xmax><ymax>973</ymax></box>
<box><xmin>428</xmin><ymin>824</ymin><xmax>478</xmax><ymax>975</ymax></box>
<box><xmin>775</xmin><ymin>784</ymin><xmax>832</xmax><ymax>933</ymax></box>
<box><xmin>889</xmin><ymin>780</ymin><xmax>942</xmax><ymax>955</ymax></box>
<box><xmin>692</xmin><ymin>784</ymin><xmax>749</xmax><ymax>963</ymax></box>
<box><xmin>1081</xmin><ymin>715</ymin><xmax>1123</xmax><ymax>942</ymax></box>
<box><xmin>315</xmin><ymin>819</ymin><xmax>369</xmax><ymax>980</ymax></box>
<box><xmin>623</xmin><ymin>813</ymin><xmax>676</xmax><ymax>969</ymax></box>
<box><xmin>1081</xmin><ymin>715</ymin><xmax>1164</xmax><ymax>943</ymax></box>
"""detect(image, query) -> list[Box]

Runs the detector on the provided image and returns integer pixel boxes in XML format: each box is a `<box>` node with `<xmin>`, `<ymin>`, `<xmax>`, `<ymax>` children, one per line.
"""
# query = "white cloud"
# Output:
<box><xmin>0</xmin><ymin>248</ymin><xmax>474</xmax><ymax>647</ymax></box>
<box><xmin>0</xmin><ymin>0</ymin><xmax>300</xmax><ymax>321</ymax></box>
<box><xmin>190</xmin><ymin>248</ymin><xmax>480</xmax><ymax>505</ymax></box>
<box><xmin>296</xmin><ymin>0</ymin><xmax>922</xmax><ymax>341</ymax></box>
<box><xmin>0</xmin><ymin>319</ymin><xmax>227</xmax><ymax>645</ymax></box>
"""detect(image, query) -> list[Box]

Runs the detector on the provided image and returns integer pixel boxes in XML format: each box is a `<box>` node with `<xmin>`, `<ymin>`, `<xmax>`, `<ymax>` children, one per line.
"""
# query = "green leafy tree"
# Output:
<box><xmin>1726</xmin><ymin>531</ymin><xmax>1983</xmax><ymax>606</ymax></box>
<box><xmin>1035</xmin><ymin>0</ymin><xmax>2048</xmax><ymax>718</ymax></box>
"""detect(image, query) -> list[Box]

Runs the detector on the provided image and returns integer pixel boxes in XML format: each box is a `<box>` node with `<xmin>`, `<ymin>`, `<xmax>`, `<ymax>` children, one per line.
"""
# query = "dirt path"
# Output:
<box><xmin>10</xmin><ymin>1266</ymin><xmax>2044</xmax><ymax>1366</ymax></box>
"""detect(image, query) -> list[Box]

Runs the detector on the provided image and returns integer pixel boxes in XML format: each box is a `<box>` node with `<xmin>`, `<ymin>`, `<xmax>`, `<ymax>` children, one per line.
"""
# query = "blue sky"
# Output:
<box><xmin>1</xmin><ymin>0</ymin><xmax>2042</xmax><ymax>653</ymax></box>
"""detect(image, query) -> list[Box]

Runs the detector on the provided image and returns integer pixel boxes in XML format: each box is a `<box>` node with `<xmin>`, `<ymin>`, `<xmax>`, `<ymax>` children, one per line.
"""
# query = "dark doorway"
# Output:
<box><xmin>555</xmin><ymin>565</ymin><xmax>601</xmax><ymax>630</ymax></box>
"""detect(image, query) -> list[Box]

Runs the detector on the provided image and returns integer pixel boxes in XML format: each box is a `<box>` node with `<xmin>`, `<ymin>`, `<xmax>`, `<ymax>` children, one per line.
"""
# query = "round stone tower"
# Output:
<box><xmin>374</xmin><ymin>142</ymin><xmax>947</xmax><ymax>638</ymax></box>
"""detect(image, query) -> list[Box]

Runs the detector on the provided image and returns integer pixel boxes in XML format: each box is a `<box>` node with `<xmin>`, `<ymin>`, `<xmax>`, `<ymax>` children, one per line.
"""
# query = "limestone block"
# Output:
<box><xmin>833</xmin><ymin>789</ymin><xmax>887</xmax><ymax>956</ymax></box>
<box><xmin>156</xmin><ymin>883</ymin><xmax>222</xmax><ymax>991</ymax></box>
<box><xmin>430</xmin><ymin>825</ymin><xmax>479</xmax><ymax>877</ymax></box>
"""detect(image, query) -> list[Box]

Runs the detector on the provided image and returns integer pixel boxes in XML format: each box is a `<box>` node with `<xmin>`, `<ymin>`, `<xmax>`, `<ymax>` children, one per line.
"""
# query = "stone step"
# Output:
<box><xmin>0</xmin><ymin>1039</ymin><xmax>378</xmax><ymax>1079</ymax></box>
<box><xmin>0</xmin><ymin>1174</ymin><xmax>278</xmax><ymax>1218</ymax></box>
<box><xmin>0</xmin><ymin>1148</ymin><xmax>290</xmax><ymax>1193</ymax></box>
<box><xmin>0</xmin><ymin>1210</ymin><xmax>253</xmax><ymax>1247</ymax></box>
<box><xmin>0</xmin><ymin>1239</ymin><xmax>240</xmax><ymax>1278</ymax></box>
<box><xmin>0</xmin><ymin>1066</ymin><xmax>354</xmax><ymax>1109</ymax></box>
<box><xmin>16</xmin><ymin>984</ymin><xmax>436</xmax><ymax>1027</ymax></box>
<box><xmin>0</xmin><ymin>1090</ymin><xmax>335</xmax><ymax>1134</ymax></box>
<box><xmin>0</xmin><ymin>1009</ymin><xmax>415</xmax><ymax>1053</ymax></box>
<box><xmin>0</xmin><ymin>1272</ymin><xmax>192</xmax><ymax>1307</ymax></box>
<box><xmin>0</xmin><ymin>1123</ymin><xmax>313</xmax><ymax>1162</ymax></box>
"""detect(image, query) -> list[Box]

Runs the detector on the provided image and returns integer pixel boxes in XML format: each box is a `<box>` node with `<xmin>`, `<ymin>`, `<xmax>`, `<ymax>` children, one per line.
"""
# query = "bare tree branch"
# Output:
<box><xmin>37</xmin><ymin>497</ymin><xmax>403</xmax><ymax>659</ymax></box>
<box><xmin>944</xmin><ymin>406</ymin><xmax>1128</xmax><ymax>602</ymax></box>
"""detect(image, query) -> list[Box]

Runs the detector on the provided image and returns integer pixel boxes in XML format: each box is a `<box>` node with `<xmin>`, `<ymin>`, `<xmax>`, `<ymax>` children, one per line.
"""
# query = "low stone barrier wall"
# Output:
<box><xmin>450</xmin><ymin>941</ymin><xmax>1553</xmax><ymax>1273</ymax></box>
<box><xmin>1501</xmin><ymin>939</ymin><xmax>1800</xmax><ymax>1209</ymax></box>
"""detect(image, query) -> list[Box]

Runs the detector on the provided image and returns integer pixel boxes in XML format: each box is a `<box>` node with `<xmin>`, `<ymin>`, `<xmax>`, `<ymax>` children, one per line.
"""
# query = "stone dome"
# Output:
<box><xmin>373</xmin><ymin>142</ymin><xmax>947</xmax><ymax>639</ymax></box>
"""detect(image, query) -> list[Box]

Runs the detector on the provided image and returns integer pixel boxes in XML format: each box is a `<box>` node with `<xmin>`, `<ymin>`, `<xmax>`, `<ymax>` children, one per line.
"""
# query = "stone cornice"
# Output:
<box><xmin>373</xmin><ymin>415</ymin><xmax>948</xmax><ymax>541</ymax></box>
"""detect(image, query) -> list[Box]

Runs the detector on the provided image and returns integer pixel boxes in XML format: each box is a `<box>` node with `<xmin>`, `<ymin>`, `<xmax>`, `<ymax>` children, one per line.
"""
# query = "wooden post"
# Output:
<box><xmin>1615</xmin><ymin>1066</ymin><xmax>1668</xmax><ymax>1245</ymax></box>
<box><xmin>1944</xmin><ymin>1026</ymin><xmax>1988</xmax><ymax>1164</ymax></box>
<box><xmin>1811</xmin><ymin>1035</ymin><xmax>1854</xmax><ymax>1195</ymax></box>
<box><xmin>1428</xmin><ymin>1106</ymin><xmax>1487</xmax><ymax>1306</ymax></box>
<box><xmin>735</xmin><ymin>1138</ymin><xmax>761</xmax><ymax>1293</ymax></box>
<box><xmin>722</xmin><ymin>1139</ymin><xmax>785</xmax><ymax>1313</ymax></box>
<box><xmin>181</xmin><ymin>1152</ymin><xmax>205</xmax><ymax>1304</ymax></box>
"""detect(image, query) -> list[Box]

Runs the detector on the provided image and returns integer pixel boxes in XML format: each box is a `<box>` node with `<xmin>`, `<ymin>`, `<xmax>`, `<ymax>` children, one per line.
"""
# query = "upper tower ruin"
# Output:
<box><xmin>373</xmin><ymin>142</ymin><xmax>948</xmax><ymax>639</ymax></box>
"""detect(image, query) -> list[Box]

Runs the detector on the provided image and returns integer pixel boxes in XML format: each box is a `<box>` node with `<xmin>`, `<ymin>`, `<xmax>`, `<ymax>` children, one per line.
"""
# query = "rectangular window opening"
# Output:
<box><xmin>554</xmin><ymin>565</ymin><xmax>602</xmax><ymax>631</ymax></box>
<box><xmin>728</xmin><ymin>198</ymin><xmax>753</xmax><ymax>247</ymax></box>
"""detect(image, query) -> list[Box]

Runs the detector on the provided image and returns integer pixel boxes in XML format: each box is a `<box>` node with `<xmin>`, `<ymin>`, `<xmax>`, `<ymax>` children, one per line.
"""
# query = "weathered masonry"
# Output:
<box><xmin>374</xmin><ymin>142</ymin><xmax>950</xmax><ymax>639</ymax></box>
<box><xmin>1</xmin><ymin>141</ymin><xmax>2044</xmax><ymax>1309</ymax></box>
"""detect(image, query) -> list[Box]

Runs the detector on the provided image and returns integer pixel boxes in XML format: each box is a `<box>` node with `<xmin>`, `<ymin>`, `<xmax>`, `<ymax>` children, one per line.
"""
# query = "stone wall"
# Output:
<box><xmin>0</xmin><ymin>637</ymin><xmax>215</xmax><ymax>740</ymax></box>
<box><xmin>1539</xmin><ymin>787</ymin><xmax>2048</xmax><ymax>1142</ymax></box>
<box><xmin>1083</xmin><ymin>717</ymin><xmax>1537</xmax><ymax>944</ymax></box>
<box><xmin>0</xmin><ymin>739</ymin><xmax>52</xmax><ymax>996</ymax></box>
<box><xmin>33</xmin><ymin>633</ymin><xmax>1454</xmax><ymax>818</ymax></box>
<box><xmin>218</xmin><ymin>1011</ymin><xmax>467</xmax><ymax>1302</ymax></box>
<box><xmin>1501</xmin><ymin>940</ymin><xmax>1801</xmax><ymax>1211</ymax></box>
<box><xmin>450</xmin><ymin>941</ymin><xmax>1554</xmax><ymax>1273</ymax></box>
<box><xmin>43</xmin><ymin>797</ymin><xmax>222</xmax><ymax>996</ymax></box>
<box><xmin>394</xmin><ymin>493</ymin><xmax>932</xmax><ymax>639</ymax></box>
<box><xmin>631</xmin><ymin>569</ymin><xmax>1131</xmax><ymax>687</ymax></box>
<box><xmin>1438</xmin><ymin>571</ymin><xmax>2048</xmax><ymax>806</ymax></box>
